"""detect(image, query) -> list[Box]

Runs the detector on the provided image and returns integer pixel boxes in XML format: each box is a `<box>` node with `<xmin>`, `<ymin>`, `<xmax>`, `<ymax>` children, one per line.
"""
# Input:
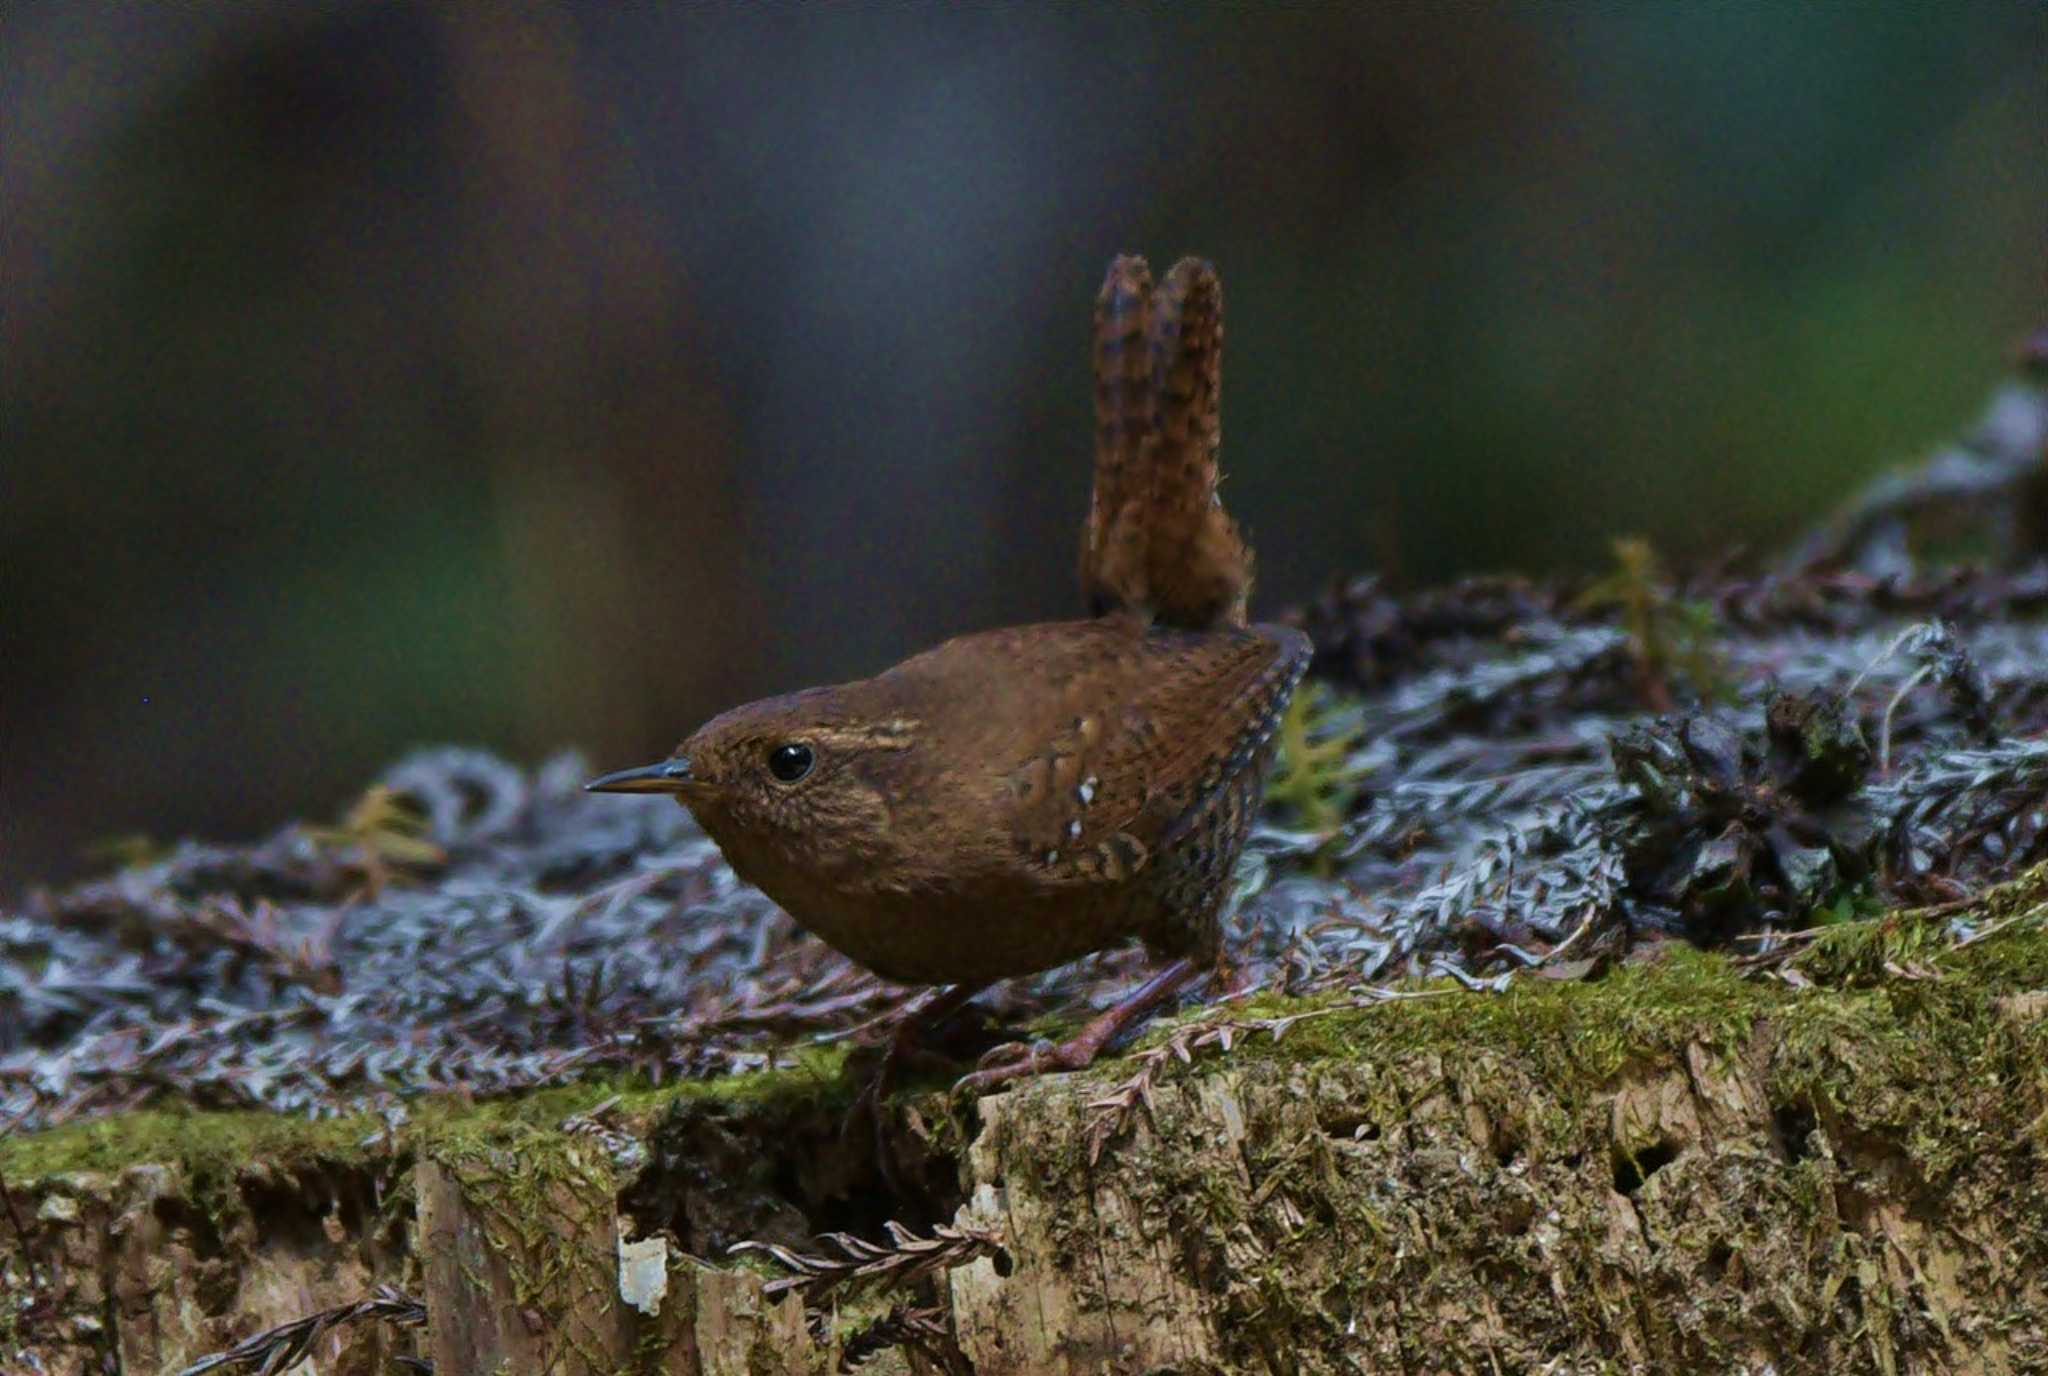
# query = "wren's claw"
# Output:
<box><xmin>954</xmin><ymin>1037</ymin><xmax>1099</xmax><ymax>1094</ymax></box>
<box><xmin>972</xmin><ymin>1039</ymin><xmax>1037</xmax><ymax>1072</ymax></box>
<box><xmin>952</xmin><ymin>957</ymin><xmax>1203</xmax><ymax>1096</ymax></box>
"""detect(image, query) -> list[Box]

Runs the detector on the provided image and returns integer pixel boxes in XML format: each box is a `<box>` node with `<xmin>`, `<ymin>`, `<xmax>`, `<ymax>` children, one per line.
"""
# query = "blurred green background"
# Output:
<box><xmin>5</xmin><ymin>4</ymin><xmax>2045</xmax><ymax>896</ymax></box>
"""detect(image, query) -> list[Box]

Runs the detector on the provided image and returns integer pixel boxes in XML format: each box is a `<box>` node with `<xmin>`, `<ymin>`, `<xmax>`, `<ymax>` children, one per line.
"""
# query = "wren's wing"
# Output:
<box><xmin>1007</xmin><ymin>624</ymin><xmax>1311</xmax><ymax>886</ymax></box>
<box><xmin>1145</xmin><ymin>259</ymin><xmax>1251</xmax><ymax>631</ymax></box>
<box><xmin>1080</xmin><ymin>255</ymin><xmax>1156</xmax><ymax>619</ymax></box>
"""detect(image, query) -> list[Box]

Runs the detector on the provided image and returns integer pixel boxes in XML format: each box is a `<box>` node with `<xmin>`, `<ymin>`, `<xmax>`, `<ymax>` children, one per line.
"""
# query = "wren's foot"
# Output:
<box><xmin>954</xmin><ymin>957</ymin><xmax>1202</xmax><ymax>1094</ymax></box>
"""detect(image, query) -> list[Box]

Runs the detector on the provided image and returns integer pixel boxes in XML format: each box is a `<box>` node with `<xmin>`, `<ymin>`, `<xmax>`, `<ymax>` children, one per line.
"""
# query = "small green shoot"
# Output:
<box><xmin>1266</xmin><ymin>683</ymin><xmax>1369</xmax><ymax>848</ymax></box>
<box><xmin>1574</xmin><ymin>536</ymin><xmax>1729</xmax><ymax>708</ymax></box>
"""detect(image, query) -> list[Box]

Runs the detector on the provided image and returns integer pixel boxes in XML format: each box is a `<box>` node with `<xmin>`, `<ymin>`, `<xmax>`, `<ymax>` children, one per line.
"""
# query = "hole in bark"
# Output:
<box><xmin>1704</xmin><ymin>1241</ymin><xmax>1734</xmax><ymax>1282</ymax></box>
<box><xmin>150</xmin><ymin>1194</ymin><xmax>227</xmax><ymax>1263</ymax></box>
<box><xmin>1316</xmin><ymin>1105</ymin><xmax>1378</xmax><ymax>1141</ymax></box>
<box><xmin>236</xmin><ymin>1164</ymin><xmax>372</xmax><ymax>1260</ymax></box>
<box><xmin>991</xmin><ymin>1247</ymin><xmax>1015</xmax><ymax>1278</ymax></box>
<box><xmin>619</xmin><ymin>1083</ymin><xmax>963</xmax><ymax>1261</ymax></box>
<box><xmin>1612</xmin><ymin>1139</ymin><xmax>1679</xmax><ymax>1195</ymax></box>
<box><xmin>1772</xmin><ymin>1102</ymin><xmax>1818</xmax><ymax>1163</ymax></box>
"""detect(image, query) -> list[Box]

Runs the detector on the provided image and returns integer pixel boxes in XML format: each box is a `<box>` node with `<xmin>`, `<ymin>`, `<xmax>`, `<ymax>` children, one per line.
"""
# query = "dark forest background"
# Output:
<box><xmin>5</xmin><ymin>5</ymin><xmax>2046</xmax><ymax>895</ymax></box>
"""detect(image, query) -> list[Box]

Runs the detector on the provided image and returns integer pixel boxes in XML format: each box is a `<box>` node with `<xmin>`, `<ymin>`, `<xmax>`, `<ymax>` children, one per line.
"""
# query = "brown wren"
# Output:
<box><xmin>589</xmin><ymin>256</ymin><xmax>1310</xmax><ymax>1087</ymax></box>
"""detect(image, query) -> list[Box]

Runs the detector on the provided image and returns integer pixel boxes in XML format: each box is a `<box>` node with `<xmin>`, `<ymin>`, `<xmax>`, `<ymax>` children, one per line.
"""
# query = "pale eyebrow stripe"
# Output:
<box><xmin>813</xmin><ymin>720</ymin><xmax>922</xmax><ymax>750</ymax></box>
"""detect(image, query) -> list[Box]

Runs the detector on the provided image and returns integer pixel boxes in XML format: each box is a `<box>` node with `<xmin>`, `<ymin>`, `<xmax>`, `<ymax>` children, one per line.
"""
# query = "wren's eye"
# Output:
<box><xmin>766</xmin><ymin>742</ymin><xmax>815</xmax><ymax>783</ymax></box>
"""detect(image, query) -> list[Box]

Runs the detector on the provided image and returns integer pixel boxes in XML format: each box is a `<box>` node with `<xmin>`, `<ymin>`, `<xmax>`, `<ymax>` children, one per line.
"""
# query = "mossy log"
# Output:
<box><xmin>7</xmin><ymin>912</ymin><xmax>2048</xmax><ymax>1374</ymax></box>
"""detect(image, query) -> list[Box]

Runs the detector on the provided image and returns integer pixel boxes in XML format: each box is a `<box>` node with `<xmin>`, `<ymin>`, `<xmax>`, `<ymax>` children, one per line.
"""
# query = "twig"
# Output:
<box><xmin>836</xmin><ymin>1302</ymin><xmax>959</xmax><ymax>1372</ymax></box>
<box><xmin>1080</xmin><ymin>987</ymin><xmax>1451</xmax><ymax>1163</ymax></box>
<box><xmin>174</xmin><ymin>1285</ymin><xmax>427</xmax><ymax>1375</ymax></box>
<box><xmin>1842</xmin><ymin>624</ymin><xmax>1924</xmax><ymax>704</ymax></box>
<box><xmin>1951</xmin><ymin>901</ymin><xmax>2047</xmax><ymax>951</ymax></box>
<box><xmin>1880</xmin><ymin>663</ymin><xmax>1933</xmax><ymax>776</ymax></box>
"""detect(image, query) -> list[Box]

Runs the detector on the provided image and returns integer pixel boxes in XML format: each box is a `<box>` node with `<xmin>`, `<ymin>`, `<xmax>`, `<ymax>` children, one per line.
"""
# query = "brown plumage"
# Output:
<box><xmin>597</xmin><ymin>617</ymin><xmax>1306</xmax><ymax>986</ymax></box>
<box><xmin>591</xmin><ymin>254</ymin><xmax>1305</xmax><ymax>1085</ymax></box>
<box><xmin>1080</xmin><ymin>255</ymin><xmax>1156</xmax><ymax>620</ymax></box>
<box><xmin>1082</xmin><ymin>256</ymin><xmax>1251</xmax><ymax>631</ymax></box>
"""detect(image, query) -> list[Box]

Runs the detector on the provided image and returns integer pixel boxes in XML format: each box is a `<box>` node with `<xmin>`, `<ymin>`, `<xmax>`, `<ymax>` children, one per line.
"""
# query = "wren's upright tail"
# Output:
<box><xmin>1080</xmin><ymin>255</ymin><xmax>1253</xmax><ymax>632</ymax></box>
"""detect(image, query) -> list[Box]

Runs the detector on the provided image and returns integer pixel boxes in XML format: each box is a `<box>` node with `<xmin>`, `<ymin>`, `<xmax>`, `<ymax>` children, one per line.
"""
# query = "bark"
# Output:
<box><xmin>7</xmin><ymin>933</ymin><xmax>2048</xmax><ymax>1375</ymax></box>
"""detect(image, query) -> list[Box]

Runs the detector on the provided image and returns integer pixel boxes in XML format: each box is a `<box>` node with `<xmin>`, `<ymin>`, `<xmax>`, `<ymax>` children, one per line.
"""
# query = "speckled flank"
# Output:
<box><xmin>1143</xmin><ymin>624</ymin><xmax>1311</xmax><ymax>962</ymax></box>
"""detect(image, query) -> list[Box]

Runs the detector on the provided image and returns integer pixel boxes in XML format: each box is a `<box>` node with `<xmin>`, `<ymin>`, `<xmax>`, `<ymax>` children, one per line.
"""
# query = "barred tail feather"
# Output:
<box><xmin>1082</xmin><ymin>255</ymin><xmax>1156</xmax><ymax>618</ymax></box>
<box><xmin>1081</xmin><ymin>253</ymin><xmax>1254</xmax><ymax>630</ymax></box>
<box><xmin>1146</xmin><ymin>258</ymin><xmax>1250</xmax><ymax>629</ymax></box>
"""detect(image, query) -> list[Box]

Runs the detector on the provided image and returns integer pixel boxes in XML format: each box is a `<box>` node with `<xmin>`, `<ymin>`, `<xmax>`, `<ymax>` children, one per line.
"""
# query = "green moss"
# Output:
<box><xmin>1120</xmin><ymin>943</ymin><xmax>1774</xmax><ymax>1099</ymax></box>
<box><xmin>969</xmin><ymin>899</ymin><xmax>2048</xmax><ymax>1373</ymax></box>
<box><xmin>7</xmin><ymin>874</ymin><xmax>2044</xmax><ymax>1376</ymax></box>
<box><xmin>0</xmin><ymin>1104</ymin><xmax>376</xmax><ymax>1181</ymax></box>
<box><xmin>13</xmin><ymin>899</ymin><xmax>2044</xmax><ymax>1197</ymax></box>
<box><xmin>1117</xmin><ymin>871</ymin><xmax>2048</xmax><ymax>1082</ymax></box>
<box><xmin>0</xmin><ymin>1045</ymin><xmax>854</xmax><ymax>1184</ymax></box>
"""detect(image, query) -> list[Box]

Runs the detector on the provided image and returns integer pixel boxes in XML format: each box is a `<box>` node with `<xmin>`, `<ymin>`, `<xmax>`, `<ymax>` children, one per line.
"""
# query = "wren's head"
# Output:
<box><xmin>585</xmin><ymin>686</ymin><xmax>919</xmax><ymax>881</ymax></box>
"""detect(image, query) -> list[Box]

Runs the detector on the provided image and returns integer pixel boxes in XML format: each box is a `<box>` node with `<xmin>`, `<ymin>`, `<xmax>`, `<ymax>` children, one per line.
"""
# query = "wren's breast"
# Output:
<box><xmin>773</xmin><ymin>878</ymin><xmax>1154</xmax><ymax>986</ymax></box>
<box><xmin>707</xmin><ymin>851</ymin><xmax>1240</xmax><ymax>987</ymax></box>
<box><xmin>702</xmin><ymin>818</ymin><xmax>1150</xmax><ymax>984</ymax></box>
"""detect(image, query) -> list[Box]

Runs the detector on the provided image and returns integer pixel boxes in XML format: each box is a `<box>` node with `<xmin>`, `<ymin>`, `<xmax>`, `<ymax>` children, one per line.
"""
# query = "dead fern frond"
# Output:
<box><xmin>730</xmin><ymin>1220</ymin><xmax>1007</xmax><ymax>1305</ymax></box>
<box><xmin>174</xmin><ymin>1285</ymin><xmax>427</xmax><ymax>1376</ymax></box>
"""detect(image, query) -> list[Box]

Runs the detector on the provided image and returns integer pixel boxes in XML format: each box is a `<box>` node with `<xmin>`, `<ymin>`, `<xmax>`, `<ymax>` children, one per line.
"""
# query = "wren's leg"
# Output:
<box><xmin>954</xmin><ymin>957</ymin><xmax>1200</xmax><ymax>1094</ymax></box>
<box><xmin>856</xmin><ymin>980</ymin><xmax>994</xmax><ymax>1201</ymax></box>
<box><xmin>876</xmin><ymin>981</ymin><xmax>991</xmax><ymax>1093</ymax></box>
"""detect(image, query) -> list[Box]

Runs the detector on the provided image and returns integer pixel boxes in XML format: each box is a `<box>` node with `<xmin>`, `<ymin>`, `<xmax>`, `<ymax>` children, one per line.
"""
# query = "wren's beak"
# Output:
<box><xmin>584</xmin><ymin>758</ymin><xmax>694</xmax><ymax>794</ymax></box>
